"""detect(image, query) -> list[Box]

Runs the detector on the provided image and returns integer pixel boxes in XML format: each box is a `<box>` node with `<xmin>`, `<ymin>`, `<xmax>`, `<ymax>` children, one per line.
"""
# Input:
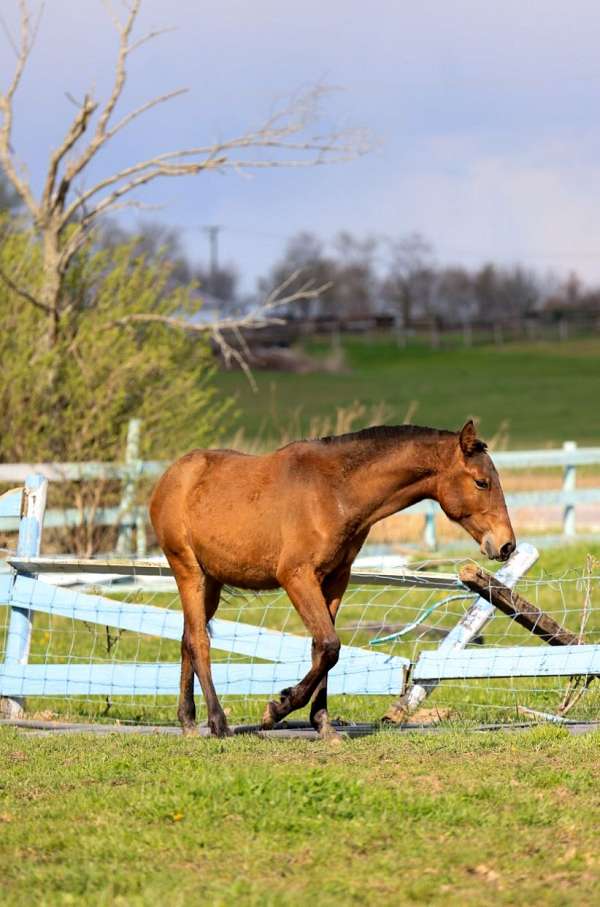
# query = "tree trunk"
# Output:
<box><xmin>40</xmin><ymin>225</ymin><xmax>63</xmax><ymax>346</ymax></box>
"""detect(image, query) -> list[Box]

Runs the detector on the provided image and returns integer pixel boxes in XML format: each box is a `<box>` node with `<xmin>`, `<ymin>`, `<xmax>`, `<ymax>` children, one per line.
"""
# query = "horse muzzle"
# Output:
<box><xmin>480</xmin><ymin>532</ymin><xmax>516</xmax><ymax>562</ymax></box>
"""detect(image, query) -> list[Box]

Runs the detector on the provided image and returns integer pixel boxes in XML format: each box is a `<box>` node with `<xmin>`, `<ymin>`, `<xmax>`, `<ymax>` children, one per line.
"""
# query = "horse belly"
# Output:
<box><xmin>188</xmin><ymin>508</ymin><xmax>281</xmax><ymax>590</ymax></box>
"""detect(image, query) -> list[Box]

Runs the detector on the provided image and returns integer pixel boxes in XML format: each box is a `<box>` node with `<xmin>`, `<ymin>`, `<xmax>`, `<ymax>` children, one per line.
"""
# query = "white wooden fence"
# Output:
<box><xmin>1</xmin><ymin>475</ymin><xmax>599</xmax><ymax>722</ymax></box>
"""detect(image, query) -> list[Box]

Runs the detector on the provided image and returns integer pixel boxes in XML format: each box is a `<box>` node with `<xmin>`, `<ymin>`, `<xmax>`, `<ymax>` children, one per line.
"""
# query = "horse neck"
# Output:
<box><xmin>341</xmin><ymin>433</ymin><xmax>450</xmax><ymax>528</ymax></box>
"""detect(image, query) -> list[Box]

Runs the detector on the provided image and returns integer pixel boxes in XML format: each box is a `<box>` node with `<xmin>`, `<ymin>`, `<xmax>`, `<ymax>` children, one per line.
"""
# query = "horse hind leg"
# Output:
<box><xmin>178</xmin><ymin>636</ymin><xmax>196</xmax><ymax>735</ymax></box>
<box><xmin>262</xmin><ymin>566</ymin><xmax>341</xmax><ymax>733</ymax></box>
<box><xmin>309</xmin><ymin>566</ymin><xmax>351</xmax><ymax>739</ymax></box>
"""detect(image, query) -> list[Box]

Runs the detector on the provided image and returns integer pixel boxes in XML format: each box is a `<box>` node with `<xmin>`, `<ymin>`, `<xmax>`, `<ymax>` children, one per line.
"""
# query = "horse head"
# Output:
<box><xmin>436</xmin><ymin>420</ymin><xmax>516</xmax><ymax>561</ymax></box>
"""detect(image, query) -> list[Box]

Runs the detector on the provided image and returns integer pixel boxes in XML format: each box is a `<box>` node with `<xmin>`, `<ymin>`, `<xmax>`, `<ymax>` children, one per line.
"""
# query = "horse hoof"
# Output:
<box><xmin>209</xmin><ymin>715</ymin><xmax>233</xmax><ymax>738</ymax></box>
<box><xmin>261</xmin><ymin>701</ymin><xmax>278</xmax><ymax>729</ymax></box>
<box><xmin>210</xmin><ymin>726</ymin><xmax>233</xmax><ymax>738</ymax></box>
<box><xmin>319</xmin><ymin>724</ymin><xmax>343</xmax><ymax>745</ymax></box>
<box><xmin>181</xmin><ymin>724</ymin><xmax>199</xmax><ymax>737</ymax></box>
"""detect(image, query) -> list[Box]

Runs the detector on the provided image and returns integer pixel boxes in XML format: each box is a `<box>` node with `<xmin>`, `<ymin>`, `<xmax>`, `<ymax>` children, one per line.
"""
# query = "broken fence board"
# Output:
<box><xmin>459</xmin><ymin>564</ymin><xmax>580</xmax><ymax>647</ymax></box>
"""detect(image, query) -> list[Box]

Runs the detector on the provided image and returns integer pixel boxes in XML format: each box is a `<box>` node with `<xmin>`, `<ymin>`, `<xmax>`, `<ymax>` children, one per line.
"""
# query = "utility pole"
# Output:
<box><xmin>202</xmin><ymin>225</ymin><xmax>222</xmax><ymax>293</ymax></box>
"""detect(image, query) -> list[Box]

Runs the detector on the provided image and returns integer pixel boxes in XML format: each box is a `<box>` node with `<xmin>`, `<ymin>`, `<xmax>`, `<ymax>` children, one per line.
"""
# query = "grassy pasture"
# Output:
<box><xmin>0</xmin><ymin>725</ymin><xmax>599</xmax><ymax>906</ymax></box>
<box><xmin>215</xmin><ymin>336</ymin><xmax>600</xmax><ymax>448</ymax></box>
<box><xmin>2</xmin><ymin>338</ymin><xmax>600</xmax><ymax>904</ymax></box>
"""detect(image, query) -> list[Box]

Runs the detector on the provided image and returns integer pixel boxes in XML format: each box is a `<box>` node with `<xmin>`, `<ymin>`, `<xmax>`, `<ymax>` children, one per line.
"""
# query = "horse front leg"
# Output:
<box><xmin>309</xmin><ymin>566</ymin><xmax>351</xmax><ymax>739</ymax></box>
<box><xmin>262</xmin><ymin>566</ymin><xmax>340</xmax><ymax>731</ymax></box>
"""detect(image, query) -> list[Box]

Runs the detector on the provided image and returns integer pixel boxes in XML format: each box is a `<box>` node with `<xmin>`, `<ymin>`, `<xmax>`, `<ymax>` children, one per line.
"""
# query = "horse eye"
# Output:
<box><xmin>475</xmin><ymin>479</ymin><xmax>489</xmax><ymax>490</ymax></box>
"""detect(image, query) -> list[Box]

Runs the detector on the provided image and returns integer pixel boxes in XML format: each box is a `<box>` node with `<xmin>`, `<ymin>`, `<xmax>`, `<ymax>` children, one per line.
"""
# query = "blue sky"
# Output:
<box><xmin>3</xmin><ymin>0</ymin><xmax>600</xmax><ymax>290</ymax></box>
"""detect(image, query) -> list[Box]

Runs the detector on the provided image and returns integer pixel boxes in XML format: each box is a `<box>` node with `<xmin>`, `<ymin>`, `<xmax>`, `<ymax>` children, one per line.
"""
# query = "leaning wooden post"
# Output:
<box><xmin>563</xmin><ymin>441</ymin><xmax>576</xmax><ymax>538</ymax></box>
<box><xmin>459</xmin><ymin>563</ymin><xmax>581</xmax><ymax>646</ymax></box>
<box><xmin>116</xmin><ymin>418</ymin><xmax>141</xmax><ymax>556</ymax></box>
<box><xmin>382</xmin><ymin>542</ymin><xmax>539</xmax><ymax>724</ymax></box>
<box><xmin>0</xmin><ymin>473</ymin><xmax>47</xmax><ymax>719</ymax></box>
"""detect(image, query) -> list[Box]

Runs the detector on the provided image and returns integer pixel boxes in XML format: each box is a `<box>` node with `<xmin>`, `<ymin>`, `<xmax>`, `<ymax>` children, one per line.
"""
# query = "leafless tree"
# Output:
<box><xmin>259</xmin><ymin>230</ymin><xmax>382</xmax><ymax>320</ymax></box>
<box><xmin>0</xmin><ymin>0</ymin><xmax>369</xmax><ymax>347</ymax></box>
<box><xmin>382</xmin><ymin>233</ymin><xmax>434</xmax><ymax>329</ymax></box>
<box><xmin>258</xmin><ymin>231</ymin><xmax>337</xmax><ymax>319</ymax></box>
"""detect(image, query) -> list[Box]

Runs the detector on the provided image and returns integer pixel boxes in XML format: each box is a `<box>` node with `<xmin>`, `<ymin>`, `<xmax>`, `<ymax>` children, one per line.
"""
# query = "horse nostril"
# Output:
<box><xmin>499</xmin><ymin>541</ymin><xmax>515</xmax><ymax>560</ymax></box>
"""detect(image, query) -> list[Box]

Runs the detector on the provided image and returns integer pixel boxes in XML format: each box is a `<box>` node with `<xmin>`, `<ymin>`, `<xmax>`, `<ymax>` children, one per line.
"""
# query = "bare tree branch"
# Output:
<box><xmin>61</xmin><ymin>102</ymin><xmax>368</xmax><ymax>227</ymax></box>
<box><xmin>104</xmin><ymin>270</ymin><xmax>332</xmax><ymax>387</ymax></box>
<box><xmin>110</xmin><ymin>271</ymin><xmax>329</xmax><ymax>331</ymax></box>
<box><xmin>0</xmin><ymin>261</ymin><xmax>50</xmax><ymax>313</ymax></box>
<box><xmin>128</xmin><ymin>24</ymin><xmax>177</xmax><ymax>54</ymax></box>
<box><xmin>0</xmin><ymin>11</ymin><xmax>19</xmax><ymax>56</ymax></box>
<box><xmin>64</xmin><ymin>0</ymin><xmax>141</xmax><ymax>183</ymax></box>
<box><xmin>106</xmin><ymin>87</ymin><xmax>188</xmax><ymax>141</ymax></box>
<box><xmin>41</xmin><ymin>94</ymin><xmax>98</xmax><ymax>212</ymax></box>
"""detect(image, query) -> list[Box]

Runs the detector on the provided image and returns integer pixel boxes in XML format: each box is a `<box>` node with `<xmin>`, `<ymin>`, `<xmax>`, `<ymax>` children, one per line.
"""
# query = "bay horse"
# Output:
<box><xmin>150</xmin><ymin>420</ymin><xmax>515</xmax><ymax>739</ymax></box>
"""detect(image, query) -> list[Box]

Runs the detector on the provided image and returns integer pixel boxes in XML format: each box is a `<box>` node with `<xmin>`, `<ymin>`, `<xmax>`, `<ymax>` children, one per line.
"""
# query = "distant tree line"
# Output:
<box><xmin>258</xmin><ymin>230</ymin><xmax>600</xmax><ymax>331</ymax></box>
<box><xmin>4</xmin><ymin>168</ymin><xmax>599</xmax><ymax>337</ymax></box>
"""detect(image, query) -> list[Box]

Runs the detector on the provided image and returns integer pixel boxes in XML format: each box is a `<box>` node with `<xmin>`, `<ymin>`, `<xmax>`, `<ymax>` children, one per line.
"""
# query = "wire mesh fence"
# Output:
<box><xmin>1</xmin><ymin>552</ymin><xmax>598</xmax><ymax>728</ymax></box>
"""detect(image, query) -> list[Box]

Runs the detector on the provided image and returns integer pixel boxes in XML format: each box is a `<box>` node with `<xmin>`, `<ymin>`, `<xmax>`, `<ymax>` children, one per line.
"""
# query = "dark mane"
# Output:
<box><xmin>317</xmin><ymin>424</ymin><xmax>456</xmax><ymax>447</ymax></box>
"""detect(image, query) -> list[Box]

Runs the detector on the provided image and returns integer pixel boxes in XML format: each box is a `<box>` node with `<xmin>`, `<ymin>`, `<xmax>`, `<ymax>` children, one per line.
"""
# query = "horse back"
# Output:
<box><xmin>149</xmin><ymin>444</ymin><xmax>350</xmax><ymax>588</ymax></box>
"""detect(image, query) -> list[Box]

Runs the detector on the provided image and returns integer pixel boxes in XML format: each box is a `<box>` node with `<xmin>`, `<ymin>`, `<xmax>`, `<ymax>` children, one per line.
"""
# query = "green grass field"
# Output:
<box><xmin>215</xmin><ymin>336</ymin><xmax>600</xmax><ymax>448</ymax></box>
<box><xmin>1</xmin><ymin>547</ymin><xmax>599</xmax><ymax>907</ymax></box>
<box><xmin>1</xmin><ymin>726</ymin><xmax>598</xmax><ymax>906</ymax></box>
<box><xmin>2</xmin><ymin>337</ymin><xmax>600</xmax><ymax>905</ymax></box>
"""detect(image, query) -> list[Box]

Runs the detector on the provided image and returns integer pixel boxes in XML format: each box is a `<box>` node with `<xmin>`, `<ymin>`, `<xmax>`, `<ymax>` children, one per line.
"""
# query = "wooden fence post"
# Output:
<box><xmin>136</xmin><ymin>512</ymin><xmax>147</xmax><ymax>558</ymax></box>
<box><xmin>116</xmin><ymin>419</ymin><xmax>141</xmax><ymax>556</ymax></box>
<box><xmin>563</xmin><ymin>440</ymin><xmax>576</xmax><ymax>538</ymax></box>
<box><xmin>0</xmin><ymin>473</ymin><xmax>47</xmax><ymax>718</ymax></box>
<box><xmin>423</xmin><ymin>502</ymin><xmax>437</xmax><ymax>550</ymax></box>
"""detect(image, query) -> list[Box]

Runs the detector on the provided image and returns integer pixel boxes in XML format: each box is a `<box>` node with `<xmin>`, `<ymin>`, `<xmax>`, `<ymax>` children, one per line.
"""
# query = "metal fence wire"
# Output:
<box><xmin>1</xmin><ymin>484</ymin><xmax>599</xmax><ymax>728</ymax></box>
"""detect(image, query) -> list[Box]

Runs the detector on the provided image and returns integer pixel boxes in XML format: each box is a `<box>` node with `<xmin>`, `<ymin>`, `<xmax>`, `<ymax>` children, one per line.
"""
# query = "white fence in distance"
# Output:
<box><xmin>0</xmin><ymin>422</ymin><xmax>599</xmax><ymax>553</ymax></box>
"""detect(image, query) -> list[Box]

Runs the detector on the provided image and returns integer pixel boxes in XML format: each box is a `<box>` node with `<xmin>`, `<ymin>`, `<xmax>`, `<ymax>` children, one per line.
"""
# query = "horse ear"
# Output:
<box><xmin>459</xmin><ymin>420</ymin><xmax>481</xmax><ymax>457</ymax></box>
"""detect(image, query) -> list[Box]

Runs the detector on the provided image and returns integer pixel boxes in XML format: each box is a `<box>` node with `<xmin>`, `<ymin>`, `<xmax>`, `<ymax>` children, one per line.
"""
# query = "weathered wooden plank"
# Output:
<box><xmin>459</xmin><ymin>564</ymin><xmax>580</xmax><ymax>646</ymax></box>
<box><xmin>413</xmin><ymin>644</ymin><xmax>600</xmax><ymax>680</ymax></box>
<box><xmin>9</xmin><ymin>556</ymin><xmax>172</xmax><ymax>576</ymax></box>
<box><xmin>505</xmin><ymin>490</ymin><xmax>600</xmax><ymax>507</ymax></box>
<box><xmin>350</xmin><ymin>570</ymin><xmax>461</xmax><ymax>590</ymax></box>
<box><xmin>0</xmin><ymin>461</ymin><xmax>166</xmax><ymax>483</ymax></box>
<box><xmin>8</xmin><ymin>556</ymin><xmax>462</xmax><ymax>591</ymax></box>
<box><xmin>3</xmin><ymin>448</ymin><xmax>600</xmax><ymax>485</ymax></box>
<box><xmin>0</xmin><ymin>463</ymin><xmax>129</xmax><ymax>482</ymax></box>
